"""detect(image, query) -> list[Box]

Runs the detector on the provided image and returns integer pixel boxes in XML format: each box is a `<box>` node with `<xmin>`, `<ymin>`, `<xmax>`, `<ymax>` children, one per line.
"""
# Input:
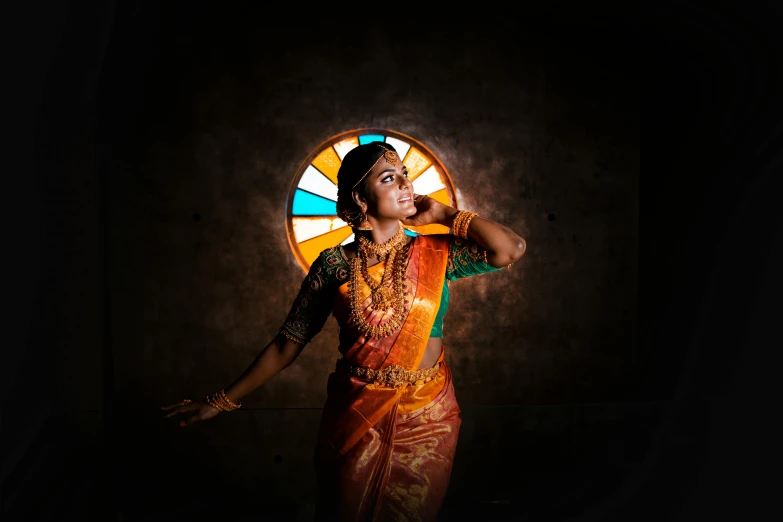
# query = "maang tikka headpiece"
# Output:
<box><xmin>351</xmin><ymin>144</ymin><xmax>401</xmax><ymax>189</ymax></box>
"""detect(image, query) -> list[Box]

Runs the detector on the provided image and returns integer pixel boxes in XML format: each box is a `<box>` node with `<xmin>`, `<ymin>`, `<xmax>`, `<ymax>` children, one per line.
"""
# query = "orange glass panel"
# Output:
<box><xmin>427</xmin><ymin>188</ymin><xmax>452</xmax><ymax>206</ymax></box>
<box><xmin>311</xmin><ymin>147</ymin><xmax>342</xmax><ymax>185</ymax></box>
<box><xmin>404</xmin><ymin>147</ymin><xmax>430</xmax><ymax>181</ymax></box>
<box><xmin>409</xmin><ymin>223</ymin><xmax>451</xmax><ymax>235</ymax></box>
<box><xmin>298</xmin><ymin>226</ymin><xmax>354</xmax><ymax>267</ymax></box>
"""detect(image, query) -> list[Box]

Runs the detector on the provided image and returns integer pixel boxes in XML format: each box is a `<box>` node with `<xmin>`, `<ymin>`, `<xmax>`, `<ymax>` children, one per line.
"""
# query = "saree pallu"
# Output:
<box><xmin>314</xmin><ymin>235</ymin><xmax>460</xmax><ymax>522</ymax></box>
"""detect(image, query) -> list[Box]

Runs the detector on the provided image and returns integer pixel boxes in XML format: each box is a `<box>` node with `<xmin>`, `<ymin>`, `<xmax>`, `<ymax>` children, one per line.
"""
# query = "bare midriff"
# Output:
<box><xmin>418</xmin><ymin>337</ymin><xmax>443</xmax><ymax>369</ymax></box>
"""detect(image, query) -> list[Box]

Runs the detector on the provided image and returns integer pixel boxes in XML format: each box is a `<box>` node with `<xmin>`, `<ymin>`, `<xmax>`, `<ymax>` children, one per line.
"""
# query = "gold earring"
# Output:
<box><xmin>356</xmin><ymin>208</ymin><xmax>373</xmax><ymax>231</ymax></box>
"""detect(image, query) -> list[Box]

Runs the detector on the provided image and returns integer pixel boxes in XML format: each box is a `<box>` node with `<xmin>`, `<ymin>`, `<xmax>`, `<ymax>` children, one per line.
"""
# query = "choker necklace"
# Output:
<box><xmin>348</xmin><ymin>222</ymin><xmax>410</xmax><ymax>338</ymax></box>
<box><xmin>357</xmin><ymin>223</ymin><xmax>407</xmax><ymax>258</ymax></box>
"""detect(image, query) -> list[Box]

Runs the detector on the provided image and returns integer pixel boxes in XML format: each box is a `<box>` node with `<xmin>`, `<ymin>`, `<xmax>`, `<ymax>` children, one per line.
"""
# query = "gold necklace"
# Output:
<box><xmin>349</xmin><ymin>224</ymin><xmax>410</xmax><ymax>338</ymax></box>
<box><xmin>361</xmin><ymin>247</ymin><xmax>396</xmax><ymax>309</ymax></box>
<box><xmin>357</xmin><ymin>222</ymin><xmax>407</xmax><ymax>310</ymax></box>
<box><xmin>357</xmin><ymin>222</ymin><xmax>407</xmax><ymax>258</ymax></box>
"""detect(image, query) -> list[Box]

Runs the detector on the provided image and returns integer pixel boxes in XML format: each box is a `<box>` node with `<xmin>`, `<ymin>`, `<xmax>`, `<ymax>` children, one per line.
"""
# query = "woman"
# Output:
<box><xmin>162</xmin><ymin>141</ymin><xmax>526</xmax><ymax>521</ymax></box>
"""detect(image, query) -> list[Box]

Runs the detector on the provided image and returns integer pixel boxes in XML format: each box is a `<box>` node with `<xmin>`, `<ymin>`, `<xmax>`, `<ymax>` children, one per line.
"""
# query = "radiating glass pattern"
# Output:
<box><xmin>385</xmin><ymin>137</ymin><xmax>411</xmax><ymax>161</ymax></box>
<box><xmin>300</xmin><ymin>165</ymin><xmax>338</xmax><ymax>201</ymax></box>
<box><xmin>287</xmin><ymin>130</ymin><xmax>458</xmax><ymax>271</ymax></box>
<box><xmin>404</xmin><ymin>147</ymin><xmax>431</xmax><ymax>181</ymax></box>
<box><xmin>333</xmin><ymin>137</ymin><xmax>360</xmax><ymax>160</ymax></box>
<box><xmin>292</xmin><ymin>216</ymin><xmax>348</xmax><ymax>242</ymax></box>
<box><xmin>311</xmin><ymin>148</ymin><xmax>342</xmax><ymax>185</ymax></box>
<box><xmin>411</xmin><ymin>166</ymin><xmax>446</xmax><ymax>195</ymax></box>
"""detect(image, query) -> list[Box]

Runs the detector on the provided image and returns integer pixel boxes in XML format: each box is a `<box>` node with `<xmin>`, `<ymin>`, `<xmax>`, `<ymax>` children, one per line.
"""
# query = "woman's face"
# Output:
<box><xmin>355</xmin><ymin>154</ymin><xmax>415</xmax><ymax>222</ymax></box>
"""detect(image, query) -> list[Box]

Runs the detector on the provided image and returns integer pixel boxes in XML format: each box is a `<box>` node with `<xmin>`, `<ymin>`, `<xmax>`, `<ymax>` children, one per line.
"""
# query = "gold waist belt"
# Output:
<box><xmin>338</xmin><ymin>360</ymin><xmax>441</xmax><ymax>388</ymax></box>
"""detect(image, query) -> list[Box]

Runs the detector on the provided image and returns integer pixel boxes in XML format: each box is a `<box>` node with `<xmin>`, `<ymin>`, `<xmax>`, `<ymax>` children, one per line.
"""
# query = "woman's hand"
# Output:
<box><xmin>161</xmin><ymin>398</ymin><xmax>220</xmax><ymax>427</ymax></box>
<box><xmin>401</xmin><ymin>194</ymin><xmax>457</xmax><ymax>228</ymax></box>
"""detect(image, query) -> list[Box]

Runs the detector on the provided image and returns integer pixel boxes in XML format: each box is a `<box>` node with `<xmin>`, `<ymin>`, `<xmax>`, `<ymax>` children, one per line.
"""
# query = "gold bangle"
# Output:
<box><xmin>452</xmin><ymin>210</ymin><xmax>478</xmax><ymax>239</ymax></box>
<box><xmin>217</xmin><ymin>389</ymin><xmax>242</xmax><ymax>410</ymax></box>
<box><xmin>205</xmin><ymin>394</ymin><xmax>225</xmax><ymax>411</ymax></box>
<box><xmin>205</xmin><ymin>389</ymin><xmax>241</xmax><ymax>411</ymax></box>
<box><xmin>461</xmin><ymin>212</ymin><xmax>477</xmax><ymax>239</ymax></box>
<box><xmin>458</xmin><ymin>211</ymin><xmax>472</xmax><ymax>239</ymax></box>
<box><xmin>451</xmin><ymin>210</ymin><xmax>467</xmax><ymax>238</ymax></box>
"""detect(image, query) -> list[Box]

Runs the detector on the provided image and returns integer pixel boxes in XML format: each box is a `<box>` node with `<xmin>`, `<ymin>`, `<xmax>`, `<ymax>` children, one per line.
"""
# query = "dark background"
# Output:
<box><xmin>3</xmin><ymin>2</ymin><xmax>781</xmax><ymax>521</ymax></box>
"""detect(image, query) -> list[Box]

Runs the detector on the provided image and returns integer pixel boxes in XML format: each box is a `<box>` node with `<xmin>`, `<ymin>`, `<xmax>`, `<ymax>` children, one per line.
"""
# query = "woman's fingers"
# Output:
<box><xmin>161</xmin><ymin>398</ymin><xmax>221</xmax><ymax>426</ymax></box>
<box><xmin>179</xmin><ymin>413</ymin><xmax>201</xmax><ymax>428</ymax></box>
<box><xmin>162</xmin><ymin>402</ymin><xmax>198</xmax><ymax>418</ymax></box>
<box><xmin>163</xmin><ymin>403</ymin><xmax>219</xmax><ymax>426</ymax></box>
<box><xmin>161</xmin><ymin>399</ymin><xmax>193</xmax><ymax>411</ymax></box>
<box><xmin>164</xmin><ymin>407</ymin><xmax>183</xmax><ymax>418</ymax></box>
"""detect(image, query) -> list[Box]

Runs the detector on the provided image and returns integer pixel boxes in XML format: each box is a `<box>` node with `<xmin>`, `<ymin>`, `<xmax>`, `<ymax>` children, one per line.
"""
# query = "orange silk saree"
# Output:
<box><xmin>313</xmin><ymin>234</ymin><xmax>462</xmax><ymax>522</ymax></box>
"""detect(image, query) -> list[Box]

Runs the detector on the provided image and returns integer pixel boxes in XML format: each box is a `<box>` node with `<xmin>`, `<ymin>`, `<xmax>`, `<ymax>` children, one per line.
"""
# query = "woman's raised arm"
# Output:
<box><xmin>450</xmin><ymin>210</ymin><xmax>526</xmax><ymax>268</ymax></box>
<box><xmin>404</xmin><ymin>194</ymin><xmax>526</xmax><ymax>268</ymax></box>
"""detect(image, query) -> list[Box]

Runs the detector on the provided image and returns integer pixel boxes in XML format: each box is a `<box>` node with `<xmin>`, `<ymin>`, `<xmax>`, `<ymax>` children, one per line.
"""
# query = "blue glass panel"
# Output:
<box><xmin>404</xmin><ymin>228</ymin><xmax>419</xmax><ymax>237</ymax></box>
<box><xmin>292</xmin><ymin>189</ymin><xmax>338</xmax><ymax>216</ymax></box>
<box><xmin>359</xmin><ymin>134</ymin><xmax>385</xmax><ymax>145</ymax></box>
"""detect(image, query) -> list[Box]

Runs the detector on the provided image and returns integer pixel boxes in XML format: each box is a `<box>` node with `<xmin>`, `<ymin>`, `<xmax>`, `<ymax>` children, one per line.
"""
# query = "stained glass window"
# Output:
<box><xmin>286</xmin><ymin>129</ymin><xmax>458</xmax><ymax>272</ymax></box>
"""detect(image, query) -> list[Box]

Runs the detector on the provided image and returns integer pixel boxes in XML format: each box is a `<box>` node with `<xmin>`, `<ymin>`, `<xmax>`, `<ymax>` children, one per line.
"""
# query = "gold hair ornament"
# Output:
<box><xmin>351</xmin><ymin>145</ymin><xmax>401</xmax><ymax>189</ymax></box>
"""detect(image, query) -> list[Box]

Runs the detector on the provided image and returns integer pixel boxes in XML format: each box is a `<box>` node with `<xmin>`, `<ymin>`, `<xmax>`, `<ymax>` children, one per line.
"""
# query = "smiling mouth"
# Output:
<box><xmin>398</xmin><ymin>195</ymin><xmax>412</xmax><ymax>203</ymax></box>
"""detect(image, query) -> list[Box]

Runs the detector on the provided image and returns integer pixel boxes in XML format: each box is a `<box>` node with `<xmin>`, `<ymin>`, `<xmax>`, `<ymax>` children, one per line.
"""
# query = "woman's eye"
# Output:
<box><xmin>381</xmin><ymin>172</ymin><xmax>407</xmax><ymax>183</ymax></box>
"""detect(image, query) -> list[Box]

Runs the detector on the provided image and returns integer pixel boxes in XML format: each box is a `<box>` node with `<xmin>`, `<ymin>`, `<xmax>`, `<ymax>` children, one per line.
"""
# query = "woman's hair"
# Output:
<box><xmin>336</xmin><ymin>141</ymin><xmax>399</xmax><ymax>228</ymax></box>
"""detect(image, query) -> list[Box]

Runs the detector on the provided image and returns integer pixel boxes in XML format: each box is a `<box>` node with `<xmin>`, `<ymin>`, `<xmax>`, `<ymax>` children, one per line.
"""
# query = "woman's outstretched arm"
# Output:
<box><xmin>163</xmin><ymin>249</ymin><xmax>336</xmax><ymax>427</ymax></box>
<box><xmin>162</xmin><ymin>334</ymin><xmax>305</xmax><ymax>426</ymax></box>
<box><xmin>222</xmin><ymin>334</ymin><xmax>306</xmax><ymax>404</ymax></box>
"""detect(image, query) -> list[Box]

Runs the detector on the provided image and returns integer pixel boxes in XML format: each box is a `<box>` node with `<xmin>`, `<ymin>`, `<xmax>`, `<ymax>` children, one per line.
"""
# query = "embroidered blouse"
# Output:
<box><xmin>278</xmin><ymin>234</ymin><xmax>502</xmax><ymax>345</ymax></box>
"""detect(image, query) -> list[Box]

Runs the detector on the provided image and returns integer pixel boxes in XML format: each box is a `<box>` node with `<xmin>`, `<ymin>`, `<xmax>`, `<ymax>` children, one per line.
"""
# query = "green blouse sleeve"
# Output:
<box><xmin>279</xmin><ymin>247</ymin><xmax>349</xmax><ymax>344</ymax></box>
<box><xmin>446</xmin><ymin>235</ymin><xmax>504</xmax><ymax>281</ymax></box>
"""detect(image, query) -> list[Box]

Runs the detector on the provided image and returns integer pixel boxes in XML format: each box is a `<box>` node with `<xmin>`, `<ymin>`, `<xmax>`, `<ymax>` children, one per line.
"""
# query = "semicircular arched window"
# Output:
<box><xmin>287</xmin><ymin>129</ymin><xmax>458</xmax><ymax>272</ymax></box>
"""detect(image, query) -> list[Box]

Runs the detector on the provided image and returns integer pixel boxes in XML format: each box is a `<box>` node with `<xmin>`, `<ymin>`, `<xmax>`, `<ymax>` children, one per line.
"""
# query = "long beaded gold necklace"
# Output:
<box><xmin>348</xmin><ymin>222</ymin><xmax>409</xmax><ymax>338</ymax></box>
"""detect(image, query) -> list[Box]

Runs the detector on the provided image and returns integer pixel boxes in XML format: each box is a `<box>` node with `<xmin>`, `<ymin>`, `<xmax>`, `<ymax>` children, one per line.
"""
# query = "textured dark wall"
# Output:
<box><xmin>12</xmin><ymin>3</ymin><xmax>781</xmax><ymax>522</ymax></box>
<box><xmin>113</xmin><ymin>25</ymin><xmax>639</xmax><ymax>409</ymax></box>
<box><xmin>103</xmin><ymin>12</ymin><xmax>639</xmax><ymax>520</ymax></box>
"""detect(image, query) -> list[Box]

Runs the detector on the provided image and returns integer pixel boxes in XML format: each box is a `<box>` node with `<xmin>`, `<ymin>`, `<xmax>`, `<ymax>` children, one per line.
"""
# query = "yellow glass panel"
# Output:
<box><xmin>311</xmin><ymin>147</ymin><xmax>342</xmax><ymax>185</ymax></box>
<box><xmin>333</xmin><ymin>137</ymin><xmax>360</xmax><ymax>161</ymax></box>
<box><xmin>427</xmin><ymin>188</ymin><xmax>452</xmax><ymax>206</ymax></box>
<box><xmin>404</xmin><ymin>147</ymin><xmax>430</xmax><ymax>181</ymax></box>
<box><xmin>409</xmin><ymin>223</ymin><xmax>450</xmax><ymax>235</ymax></box>
<box><xmin>298</xmin><ymin>226</ymin><xmax>353</xmax><ymax>267</ymax></box>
